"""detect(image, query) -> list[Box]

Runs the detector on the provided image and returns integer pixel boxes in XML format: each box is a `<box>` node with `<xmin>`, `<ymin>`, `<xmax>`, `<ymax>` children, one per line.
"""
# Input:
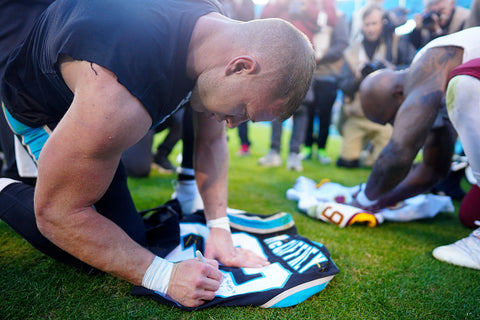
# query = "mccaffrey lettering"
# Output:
<box><xmin>265</xmin><ymin>236</ymin><xmax>329</xmax><ymax>274</ymax></box>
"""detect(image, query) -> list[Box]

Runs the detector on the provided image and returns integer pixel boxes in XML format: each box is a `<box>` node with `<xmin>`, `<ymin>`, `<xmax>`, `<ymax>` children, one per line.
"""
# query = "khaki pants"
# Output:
<box><xmin>339</xmin><ymin>116</ymin><xmax>392</xmax><ymax>165</ymax></box>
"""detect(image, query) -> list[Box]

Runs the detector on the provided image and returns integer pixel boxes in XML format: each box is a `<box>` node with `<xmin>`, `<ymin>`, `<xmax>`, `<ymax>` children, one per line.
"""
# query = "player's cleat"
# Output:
<box><xmin>286</xmin><ymin>153</ymin><xmax>303</xmax><ymax>171</ymax></box>
<box><xmin>432</xmin><ymin>223</ymin><xmax>480</xmax><ymax>270</ymax></box>
<box><xmin>258</xmin><ymin>150</ymin><xmax>281</xmax><ymax>167</ymax></box>
<box><xmin>317</xmin><ymin>149</ymin><xmax>331</xmax><ymax>165</ymax></box>
<box><xmin>300</xmin><ymin>146</ymin><xmax>312</xmax><ymax>160</ymax></box>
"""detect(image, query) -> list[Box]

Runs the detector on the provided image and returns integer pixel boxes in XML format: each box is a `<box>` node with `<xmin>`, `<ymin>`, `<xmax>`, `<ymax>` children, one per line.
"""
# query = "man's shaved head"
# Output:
<box><xmin>360</xmin><ymin>69</ymin><xmax>407</xmax><ymax>124</ymax></box>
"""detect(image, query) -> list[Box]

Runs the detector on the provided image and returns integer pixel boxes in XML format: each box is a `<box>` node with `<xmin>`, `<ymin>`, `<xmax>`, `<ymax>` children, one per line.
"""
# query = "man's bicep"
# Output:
<box><xmin>392</xmin><ymin>88</ymin><xmax>441</xmax><ymax>154</ymax></box>
<box><xmin>36</xmin><ymin>61</ymin><xmax>152</xmax><ymax>210</ymax></box>
<box><xmin>61</xmin><ymin>61</ymin><xmax>152</xmax><ymax>153</ymax></box>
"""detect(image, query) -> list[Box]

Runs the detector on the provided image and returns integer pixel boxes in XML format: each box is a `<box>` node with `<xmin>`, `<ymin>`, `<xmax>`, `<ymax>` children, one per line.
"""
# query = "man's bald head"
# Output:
<box><xmin>360</xmin><ymin>69</ymin><xmax>406</xmax><ymax>124</ymax></box>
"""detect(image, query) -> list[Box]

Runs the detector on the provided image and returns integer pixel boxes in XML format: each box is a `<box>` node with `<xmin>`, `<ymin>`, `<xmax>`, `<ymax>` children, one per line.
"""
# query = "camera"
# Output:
<box><xmin>361</xmin><ymin>60</ymin><xmax>386</xmax><ymax>79</ymax></box>
<box><xmin>422</xmin><ymin>11</ymin><xmax>440</xmax><ymax>26</ymax></box>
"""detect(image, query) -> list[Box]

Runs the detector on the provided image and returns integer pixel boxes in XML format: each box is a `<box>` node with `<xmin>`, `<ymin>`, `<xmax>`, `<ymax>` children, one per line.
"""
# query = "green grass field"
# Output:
<box><xmin>1</xmin><ymin>123</ymin><xmax>479</xmax><ymax>319</ymax></box>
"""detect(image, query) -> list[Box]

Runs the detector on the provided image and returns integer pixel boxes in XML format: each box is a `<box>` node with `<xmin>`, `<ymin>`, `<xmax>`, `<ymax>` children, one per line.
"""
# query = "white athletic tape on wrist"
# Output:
<box><xmin>356</xmin><ymin>184</ymin><xmax>378</xmax><ymax>207</ymax></box>
<box><xmin>206</xmin><ymin>216</ymin><xmax>231</xmax><ymax>231</ymax></box>
<box><xmin>142</xmin><ymin>256</ymin><xmax>174</xmax><ymax>295</ymax></box>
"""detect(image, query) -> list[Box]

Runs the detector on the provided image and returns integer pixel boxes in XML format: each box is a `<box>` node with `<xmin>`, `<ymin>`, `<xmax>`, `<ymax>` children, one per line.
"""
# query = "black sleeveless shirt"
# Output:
<box><xmin>2</xmin><ymin>0</ymin><xmax>222</xmax><ymax>128</ymax></box>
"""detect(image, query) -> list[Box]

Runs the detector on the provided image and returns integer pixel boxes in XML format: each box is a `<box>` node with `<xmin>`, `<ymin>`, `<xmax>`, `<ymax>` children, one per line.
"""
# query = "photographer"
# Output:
<box><xmin>336</xmin><ymin>4</ymin><xmax>416</xmax><ymax>168</ymax></box>
<box><xmin>410</xmin><ymin>0</ymin><xmax>470</xmax><ymax>50</ymax></box>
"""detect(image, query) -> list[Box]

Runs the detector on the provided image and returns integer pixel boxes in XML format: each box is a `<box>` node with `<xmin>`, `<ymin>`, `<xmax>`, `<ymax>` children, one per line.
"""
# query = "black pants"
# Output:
<box><xmin>304</xmin><ymin>77</ymin><xmax>338</xmax><ymax>149</ymax></box>
<box><xmin>0</xmin><ymin>162</ymin><xmax>147</xmax><ymax>272</ymax></box>
<box><xmin>181</xmin><ymin>105</ymin><xmax>194</xmax><ymax>170</ymax></box>
<box><xmin>237</xmin><ymin>121</ymin><xmax>250</xmax><ymax>146</ymax></box>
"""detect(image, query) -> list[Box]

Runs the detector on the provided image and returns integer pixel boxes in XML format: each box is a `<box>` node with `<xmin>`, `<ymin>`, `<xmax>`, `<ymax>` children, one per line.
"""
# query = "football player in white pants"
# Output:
<box><xmin>433</xmin><ymin>59</ymin><xmax>480</xmax><ymax>270</ymax></box>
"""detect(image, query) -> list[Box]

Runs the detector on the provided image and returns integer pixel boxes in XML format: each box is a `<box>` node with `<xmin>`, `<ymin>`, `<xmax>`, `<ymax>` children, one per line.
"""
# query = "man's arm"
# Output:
<box><xmin>193</xmin><ymin>111</ymin><xmax>229</xmax><ymax>221</ymax></box>
<box><xmin>35</xmin><ymin>60</ymin><xmax>154</xmax><ymax>284</ymax></box>
<box><xmin>317</xmin><ymin>14</ymin><xmax>349</xmax><ymax>64</ymax></box>
<box><xmin>35</xmin><ymin>60</ymin><xmax>221</xmax><ymax>307</ymax></box>
<box><xmin>362</xmin><ymin>47</ymin><xmax>463</xmax><ymax>207</ymax></box>
<box><xmin>193</xmin><ymin>111</ymin><xmax>269</xmax><ymax>268</ymax></box>
<box><xmin>368</xmin><ymin>125</ymin><xmax>457</xmax><ymax>210</ymax></box>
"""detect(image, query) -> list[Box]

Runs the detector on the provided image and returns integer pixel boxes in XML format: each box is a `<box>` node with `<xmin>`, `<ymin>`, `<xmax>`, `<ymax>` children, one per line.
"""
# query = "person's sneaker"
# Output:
<box><xmin>317</xmin><ymin>149</ymin><xmax>331</xmax><ymax>165</ymax></box>
<box><xmin>286</xmin><ymin>153</ymin><xmax>303</xmax><ymax>172</ymax></box>
<box><xmin>237</xmin><ymin>144</ymin><xmax>250</xmax><ymax>157</ymax></box>
<box><xmin>300</xmin><ymin>146</ymin><xmax>312</xmax><ymax>160</ymax></box>
<box><xmin>258</xmin><ymin>150</ymin><xmax>281</xmax><ymax>167</ymax></box>
<box><xmin>152</xmin><ymin>153</ymin><xmax>176</xmax><ymax>174</ymax></box>
<box><xmin>432</xmin><ymin>223</ymin><xmax>480</xmax><ymax>270</ymax></box>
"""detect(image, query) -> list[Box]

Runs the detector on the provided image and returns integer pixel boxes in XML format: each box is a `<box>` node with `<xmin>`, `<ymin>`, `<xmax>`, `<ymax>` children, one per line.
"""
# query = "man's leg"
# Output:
<box><xmin>315</xmin><ymin>80</ymin><xmax>336</xmax><ymax>150</ymax></box>
<box><xmin>258</xmin><ymin>121</ymin><xmax>282</xmax><ymax>167</ymax></box>
<box><xmin>0</xmin><ymin>179</ymin><xmax>94</xmax><ymax>271</ymax></box>
<box><xmin>432</xmin><ymin>74</ymin><xmax>480</xmax><ymax>270</ymax></box>
<box><xmin>459</xmin><ymin>185</ymin><xmax>480</xmax><ymax>228</ymax></box>
<box><xmin>314</xmin><ymin>78</ymin><xmax>337</xmax><ymax>164</ymax></box>
<box><xmin>447</xmin><ymin>75</ymin><xmax>480</xmax><ymax>186</ymax></box>
<box><xmin>153</xmin><ymin>109</ymin><xmax>183</xmax><ymax>173</ymax></box>
<box><xmin>0</xmin><ymin>162</ymin><xmax>145</xmax><ymax>271</ymax></box>
<box><xmin>0</xmin><ymin>112</ymin><xmax>19</xmax><ymax>179</ymax></box>
<box><xmin>286</xmin><ymin>105</ymin><xmax>307</xmax><ymax>171</ymax></box>
<box><xmin>337</xmin><ymin>117</ymin><xmax>364</xmax><ymax>168</ymax></box>
<box><xmin>171</xmin><ymin>105</ymin><xmax>204</xmax><ymax>214</ymax></box>
<box><xmin>2</xmin><ymin>108</ymin><xmax>147</xmax><ymax>270</ymax></box>
<box><xmin>237</xmin><ymin>121</ymin><xmax>250</xmax><ymax>156</ymax></box>
<box><xmin>302</xmin><ymin>102</ymin><xmax>315</xmax><ymax>159</ymax></box>
<box><xmin>289</xmin><ymin>104</ymin><xmax>308</xmax><ymax>154</ymax></box>
<box><xmin>270</xmin><ymin>120</ymin><xmax>282</xmax><ymax>153</ymax></box>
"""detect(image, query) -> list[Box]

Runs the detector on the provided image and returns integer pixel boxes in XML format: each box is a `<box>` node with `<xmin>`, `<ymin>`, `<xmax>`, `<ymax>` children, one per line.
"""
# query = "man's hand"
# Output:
<box><xmin>350</xmin><ymin>184</ymin><xmax>383</xmax><ymax>213</ymax></box>
<box><xmin>351</xmin><ymin>199</ymin><xmax>384</xmax><ymax>213</ymax></box>
<box><xmin>204</xmin><ymin>228</ymin><xmax>270</xmax><ymax>268</ymax></box>
<box><xmin>166</xmin><ymin>258</ymin><xmax>222</xmax><ymax>307</ymax></box>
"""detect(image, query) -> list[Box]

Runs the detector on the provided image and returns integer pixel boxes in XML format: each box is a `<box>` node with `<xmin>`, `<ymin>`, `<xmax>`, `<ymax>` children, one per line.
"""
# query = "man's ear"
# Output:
<box><xmin>225</xmin><ymin>55</ymin><xmax>258</xmax><ymax>75</ymax></box>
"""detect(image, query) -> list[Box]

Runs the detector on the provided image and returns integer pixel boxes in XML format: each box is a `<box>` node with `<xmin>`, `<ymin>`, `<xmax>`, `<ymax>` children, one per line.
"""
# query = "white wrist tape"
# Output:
<box><xmin>356</xmin><ymin>184</ymin><xmax>378</xmax><ymax>207</ymax></box>
<box><xmin>206</xmin><ymin>216</ymin><xmax>231</xmax><ymax>232</ymax></box>
<box><xmin>142</xmin><ymin>256</ymin><xmax>174</xmax><ymax>295</ymax></box>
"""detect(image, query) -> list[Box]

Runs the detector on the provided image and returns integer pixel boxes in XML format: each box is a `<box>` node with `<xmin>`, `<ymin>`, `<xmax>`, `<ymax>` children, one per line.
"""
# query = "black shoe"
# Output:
<box><xmin>431</xmin><ymin>170</ymin><xmax>466</xmax><ymax>200</ymax></box>
<box><xmin>152</xmin><ymin>153</ymin><xmax>176</xmax><ymax>173</ymax></box>
<box><xmin>336</xmin><ymin>158</ymin><xmax>360</xmax><ymax>168</ymax></box>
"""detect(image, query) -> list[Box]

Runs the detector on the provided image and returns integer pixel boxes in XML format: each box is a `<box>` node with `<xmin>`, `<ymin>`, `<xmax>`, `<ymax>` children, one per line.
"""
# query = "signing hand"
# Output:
<box><xmin>204</xmin><ymin>228</ymin><xmax>270</xmax><ymax>268</ymax></box>
<box><xmin>166</xmin><ymin>257</ymin><xmax>222</xmax><ymax>308</ymax></box>
<box><xmin>350</xmin><ymin>197</ymin><xmax>382</xmax><ymax>213</ymax></box>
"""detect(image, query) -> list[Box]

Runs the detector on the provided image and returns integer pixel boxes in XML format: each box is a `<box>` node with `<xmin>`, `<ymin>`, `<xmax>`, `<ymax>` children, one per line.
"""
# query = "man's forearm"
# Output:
<box><xmin>194</xmin><ymin>134</ymin><xmax>229</xmax><ymax>220</ymax></box>
<box><xmin>376</xmin><ymin>159</ymin><xmax>446</xmax><ymax>207</ymax></box>
<box><xmin>37</xmin><ymin>205</ymin><xmax>155</xmax><ymax>286</ymax></box>
<box><xmin>365</xmin><ymin>143</ymin><xmax>415</xmax><ymax>201</ymax></box>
